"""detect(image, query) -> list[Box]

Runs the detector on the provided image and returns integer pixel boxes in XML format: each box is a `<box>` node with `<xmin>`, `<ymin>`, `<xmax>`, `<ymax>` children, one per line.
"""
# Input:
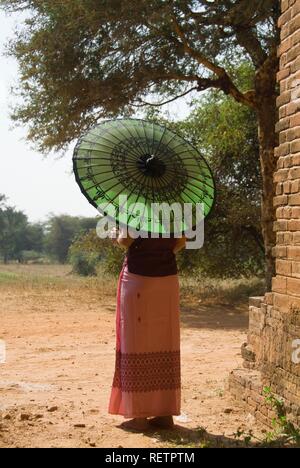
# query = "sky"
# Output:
<box><xmin>0</xmin><ymin>10</ymin><xmax>191</xmax><ymax>224</ymax></box>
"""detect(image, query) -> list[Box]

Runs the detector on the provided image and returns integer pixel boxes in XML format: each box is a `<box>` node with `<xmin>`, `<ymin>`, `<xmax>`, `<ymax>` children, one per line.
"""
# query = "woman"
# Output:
<box><xmin>108</xmin><ymin>227</ymin><xmax>186</xmax><ymax>431</ymax></box>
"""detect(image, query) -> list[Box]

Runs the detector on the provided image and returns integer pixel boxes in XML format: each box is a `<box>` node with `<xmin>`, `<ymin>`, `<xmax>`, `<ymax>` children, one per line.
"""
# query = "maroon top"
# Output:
<box><xmin>124</xmin><ymin>237</ymin><xmax>178</xmax><ymax>277</ymax></box>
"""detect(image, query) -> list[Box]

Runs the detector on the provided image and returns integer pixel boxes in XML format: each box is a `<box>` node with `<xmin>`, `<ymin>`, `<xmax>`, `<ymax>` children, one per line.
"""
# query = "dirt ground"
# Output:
<box><xmin>0</xmin><ymin>265</ymin><xmax>263</xmax><ymax>448</ymax></box>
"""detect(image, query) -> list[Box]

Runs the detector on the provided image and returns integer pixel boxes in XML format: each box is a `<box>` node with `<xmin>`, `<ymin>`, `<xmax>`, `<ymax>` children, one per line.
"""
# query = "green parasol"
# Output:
<box><xmin>73</xmin><ymin>119</ymin><xmax>215</xmax><ymax>235</ymax></box>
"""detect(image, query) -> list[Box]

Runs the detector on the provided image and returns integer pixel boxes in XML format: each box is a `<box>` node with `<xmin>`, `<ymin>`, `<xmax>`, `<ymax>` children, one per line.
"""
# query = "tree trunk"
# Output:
<box><xmin>255</xmin><ymin>50</ymin><xmax>278</xmax><ymax>290</ymax></box>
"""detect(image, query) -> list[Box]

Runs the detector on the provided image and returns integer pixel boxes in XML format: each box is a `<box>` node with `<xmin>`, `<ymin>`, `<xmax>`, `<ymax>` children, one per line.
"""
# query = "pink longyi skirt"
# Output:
<box><xmin>108</xmin><ymin>265</ymin><xmax>181</xmax><ymax>418</ymax></box>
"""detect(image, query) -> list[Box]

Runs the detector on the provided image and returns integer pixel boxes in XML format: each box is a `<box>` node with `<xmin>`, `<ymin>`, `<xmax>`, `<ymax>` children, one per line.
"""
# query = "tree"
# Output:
<box><xmin>24</xmin><ymin>223</ymin><xmax>45</xmax><ymax>253</ymax></box>
<box><xmin>0</xmin><ymin>195</ymin><xmax>8</xmax><ymax>260</ymax></box>
<box><xmin>71</xmin><ymin>64</ymin><xmax>265</xmax><ymax>279</ymax></box>
<box><xmin>0</xmin><ymin>194</ymin><xmax>47</xmax><ymax>262</ymax></box>
<box><xmin>0</xmin><ymin>194</ymin><xmax>7</xmax><ymax>208</ymax></box>
<box><xmin>1</xmin><ymin>0</ymin><xmax>280</xmax><ymax>287</ymax></box>
<box><xmin>44</xmin><ymin>215</ymin><xmax>98</xmax><ymax>263</ymax></box>
<box><xmin>144</xmin><ymin>63</ymin><xmax>265</xmax><ymax>277</ymax></box>
<box><xmin>69</xmin><ymin>229</ymin><xmax>124</xmax><ymax>276</ymax></box>
<box><xmin>0</xmin><ymin>205</ymin><xmax>28</xmax><ymax>263</ymax></box>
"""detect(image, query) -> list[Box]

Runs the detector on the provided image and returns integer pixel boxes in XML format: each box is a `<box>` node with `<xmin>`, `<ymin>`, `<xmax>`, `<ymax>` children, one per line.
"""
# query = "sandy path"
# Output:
<box><xmin>0</xmin><ymin>281</ymin><xmax>259</xmax><ymax>448</ymax></box>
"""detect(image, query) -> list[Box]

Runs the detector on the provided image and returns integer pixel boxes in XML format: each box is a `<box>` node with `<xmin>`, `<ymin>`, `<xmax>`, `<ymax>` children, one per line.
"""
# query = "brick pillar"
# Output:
<box><xmin>229</xmin><ymin>0</ymin><xmax>300</xmax><ymax>427</ymax></box>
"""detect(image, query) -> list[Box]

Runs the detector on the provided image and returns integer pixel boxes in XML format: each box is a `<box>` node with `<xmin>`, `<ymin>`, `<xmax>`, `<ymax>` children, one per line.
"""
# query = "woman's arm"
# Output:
<box><xmin>173</xmin><ymin>236</ymin><xmax>186</xmax><ymax>254</ymax></box>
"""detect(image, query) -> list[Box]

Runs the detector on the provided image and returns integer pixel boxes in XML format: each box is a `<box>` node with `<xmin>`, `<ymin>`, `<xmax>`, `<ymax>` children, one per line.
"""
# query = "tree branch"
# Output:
<box><xmin>241</xmin><ymin>225</ymin><xmax>265</xmax><ymax>253</ymax></box>
<box><xmin>171</xmin><ymin>13</ymin><xmax>225</xmax><ymax>76</ymax></box>
<box><xmin>132</xmin><ymin>86</ymin><xmax>199</xmax><ymax>107</ymax></box>
<box><xmin>187</xmin><ymin>5</ymin><xmax>268</xmax><ymax>68</ymax></box>
<box><xmin>234</xmin><ymin>26</ymin><xmax>268</xmax><ymax>67</ymax></box>
<box><xmin>152</xmin><ymin>70</ymin><xmax>200</xmax><ymax>83</ymax></box>
<box><xmin>169</xmin><ymin>15</ymin><xmax>256</xmax><ymax>108</ymax></box>
<box><xmin>189</xmin><ymin>0</ymin><xmax>277</xmax><ymax>28</ymax></box>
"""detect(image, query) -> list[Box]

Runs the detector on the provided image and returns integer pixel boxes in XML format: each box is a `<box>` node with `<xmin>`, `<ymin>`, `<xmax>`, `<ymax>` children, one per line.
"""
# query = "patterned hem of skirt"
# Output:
<box><xmin>108</xmin><ymin>410</ymin><xmax>181</xmax><ymax>418</ymax></box>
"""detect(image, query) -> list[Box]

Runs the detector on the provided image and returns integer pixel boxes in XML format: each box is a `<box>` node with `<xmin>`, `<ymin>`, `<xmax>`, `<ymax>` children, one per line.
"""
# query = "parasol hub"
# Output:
<box><xmin>137</xmin><ymin>153</ymin><xmax>166</xmax><ymax>178</ymax></box>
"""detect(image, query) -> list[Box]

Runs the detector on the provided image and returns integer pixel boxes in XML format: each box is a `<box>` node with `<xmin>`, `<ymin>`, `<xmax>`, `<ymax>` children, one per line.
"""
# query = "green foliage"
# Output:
<box><xmin>0</xmin><ymin>195</ymin><xmax>48</xmax><ymax>263</ymax></box>
<box><xmin>23</xmin><ymin>223</ymin><xmax>45</xmax><ymax>253</ymax></box>
<box><xmin>0</xmin><ymin>197</ymin><xmax>100</xmax><ymax>265</ymax></box>
<box><xmin>0</xmin><ymin>62</ymin><xmax>265</xmax><ymax>278</ymax></box>
<box><xmin>0</xmin><ymin>194</ymin><xmax>7</xmax><ymax>208</ymax></box>
<box><xmin>234</xmin><ymin>387</ymin><xmax>300</xmax><ymax>447</ymax></box>
<box><xmin>144</xmin><ymin>64</ymin><xmax>264</xmax><ymax>278</ymax></box>
<box><xmin>20</xmin><ymin>250</ymin><xmax>50</xmax><ymax>264</ymax></box>
<box><xmin>44</xmin><ymin>214</ymin><xmax>98</xmax><ymax>263</ymax></box>
<box><xmin>0</xmin><ymin>0</ymin><xmax>278</xmax><ymax>152</ymax></box>
<box><xmin>67</xmin><ymin>63</ymin><xmax>264</xmax><ymax>278</ymax></box>
<box><xmin>69</xmin><ymin>250</ymin><xmax>100</xmax><ymax>276</ymax></box>
<box><xmin>263</xmin><ymin>387</ymin><xmax>300</xmax><ymax>446</ymax></box>
<box><xmin>0</xmin><ymin>199</ymin><xmax>29</xmax><ymax>262</ymax></box>
<box><xmin>68</xmin><ymin>230</ymin><xmax>102</xmax><ymax>276</ymax></box>
<box><xmin>68</xmin><ymin>229</ymin><xmax>124</xmax><ymax>276</ymax></box>
<box><xmin>0</xmin><ymin>1</ymin><xmax>280</xmax><ymax>284</ymax></box>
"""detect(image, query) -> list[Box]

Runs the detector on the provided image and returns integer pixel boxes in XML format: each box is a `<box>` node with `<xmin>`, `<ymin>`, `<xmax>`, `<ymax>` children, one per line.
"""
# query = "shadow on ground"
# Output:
<box><xmin>180</xmin><ymin>303</ymin><xmax>249</xmax><ymax>331</ymax></box>
<box><xmin>119</xmin><ymin>423</ymin><xmax>252</xmax><ymax>448</ymax></box>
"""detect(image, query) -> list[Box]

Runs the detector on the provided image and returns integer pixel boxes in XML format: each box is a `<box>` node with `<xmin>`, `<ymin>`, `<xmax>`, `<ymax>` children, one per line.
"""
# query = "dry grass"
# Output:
<box><xmin>0</xmin><ymin>263</ymin><xmax>72</xmax><ymax>277</ymax></box>
<box><xmin>0</xmin><ymin>263</ymin><xmax>116</xmax><ymax>298</ymax></box>
<box><xmin>0</xmin><ymin>263</ymin><xmax>265</xmax><ymax>306</ymax></box>
<box><xmin>180</xmin><ymin>274</ymin><xmax>265</xmax><ymax>306</ymax></box>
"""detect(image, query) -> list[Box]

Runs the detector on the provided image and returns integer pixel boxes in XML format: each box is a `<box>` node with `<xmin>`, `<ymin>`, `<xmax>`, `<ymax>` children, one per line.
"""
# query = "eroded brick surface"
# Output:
<box><xmin>229</xmin><ymin>0</ymin><xmax>300</xmax><ymax>427</ymax></box>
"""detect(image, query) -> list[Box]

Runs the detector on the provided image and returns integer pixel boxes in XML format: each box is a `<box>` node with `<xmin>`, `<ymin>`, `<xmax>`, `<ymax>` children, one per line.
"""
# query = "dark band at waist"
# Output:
<box><xmin>124</xmin><ymin>254</ymin><xmax>178</xmax><ymax>277</ymax></box>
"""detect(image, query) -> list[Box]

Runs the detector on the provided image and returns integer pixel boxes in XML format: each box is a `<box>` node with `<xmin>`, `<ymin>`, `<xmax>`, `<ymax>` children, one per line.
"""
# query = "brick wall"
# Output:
<box><xmin>229</xmin><ymin>0</ymin><xmax>300</xmax><ymax>427</ymax></box>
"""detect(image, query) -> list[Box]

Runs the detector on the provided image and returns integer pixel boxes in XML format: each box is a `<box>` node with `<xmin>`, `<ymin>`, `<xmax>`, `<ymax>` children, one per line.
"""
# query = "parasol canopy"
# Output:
<box><xmin>73</xmin><ymin>119</ymin><xmax>215</xmax><ymax>235</ymax></box>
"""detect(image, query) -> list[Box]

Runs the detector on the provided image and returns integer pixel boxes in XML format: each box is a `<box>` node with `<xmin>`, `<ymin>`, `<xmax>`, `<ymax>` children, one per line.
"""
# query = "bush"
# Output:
<box><xmin>20</xmin><ymin>250</ymin><xmax>51</xmax><ymax>264</ymax></box>
<box><xmin>68</xmin><ymin>229</ymin><xmax>124</xmax><ymax>276</ymax></box>
<box><xmin>68</xmin><ymin>250</ymin><xmax>100</xmax><ymax>276</ymax></box>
